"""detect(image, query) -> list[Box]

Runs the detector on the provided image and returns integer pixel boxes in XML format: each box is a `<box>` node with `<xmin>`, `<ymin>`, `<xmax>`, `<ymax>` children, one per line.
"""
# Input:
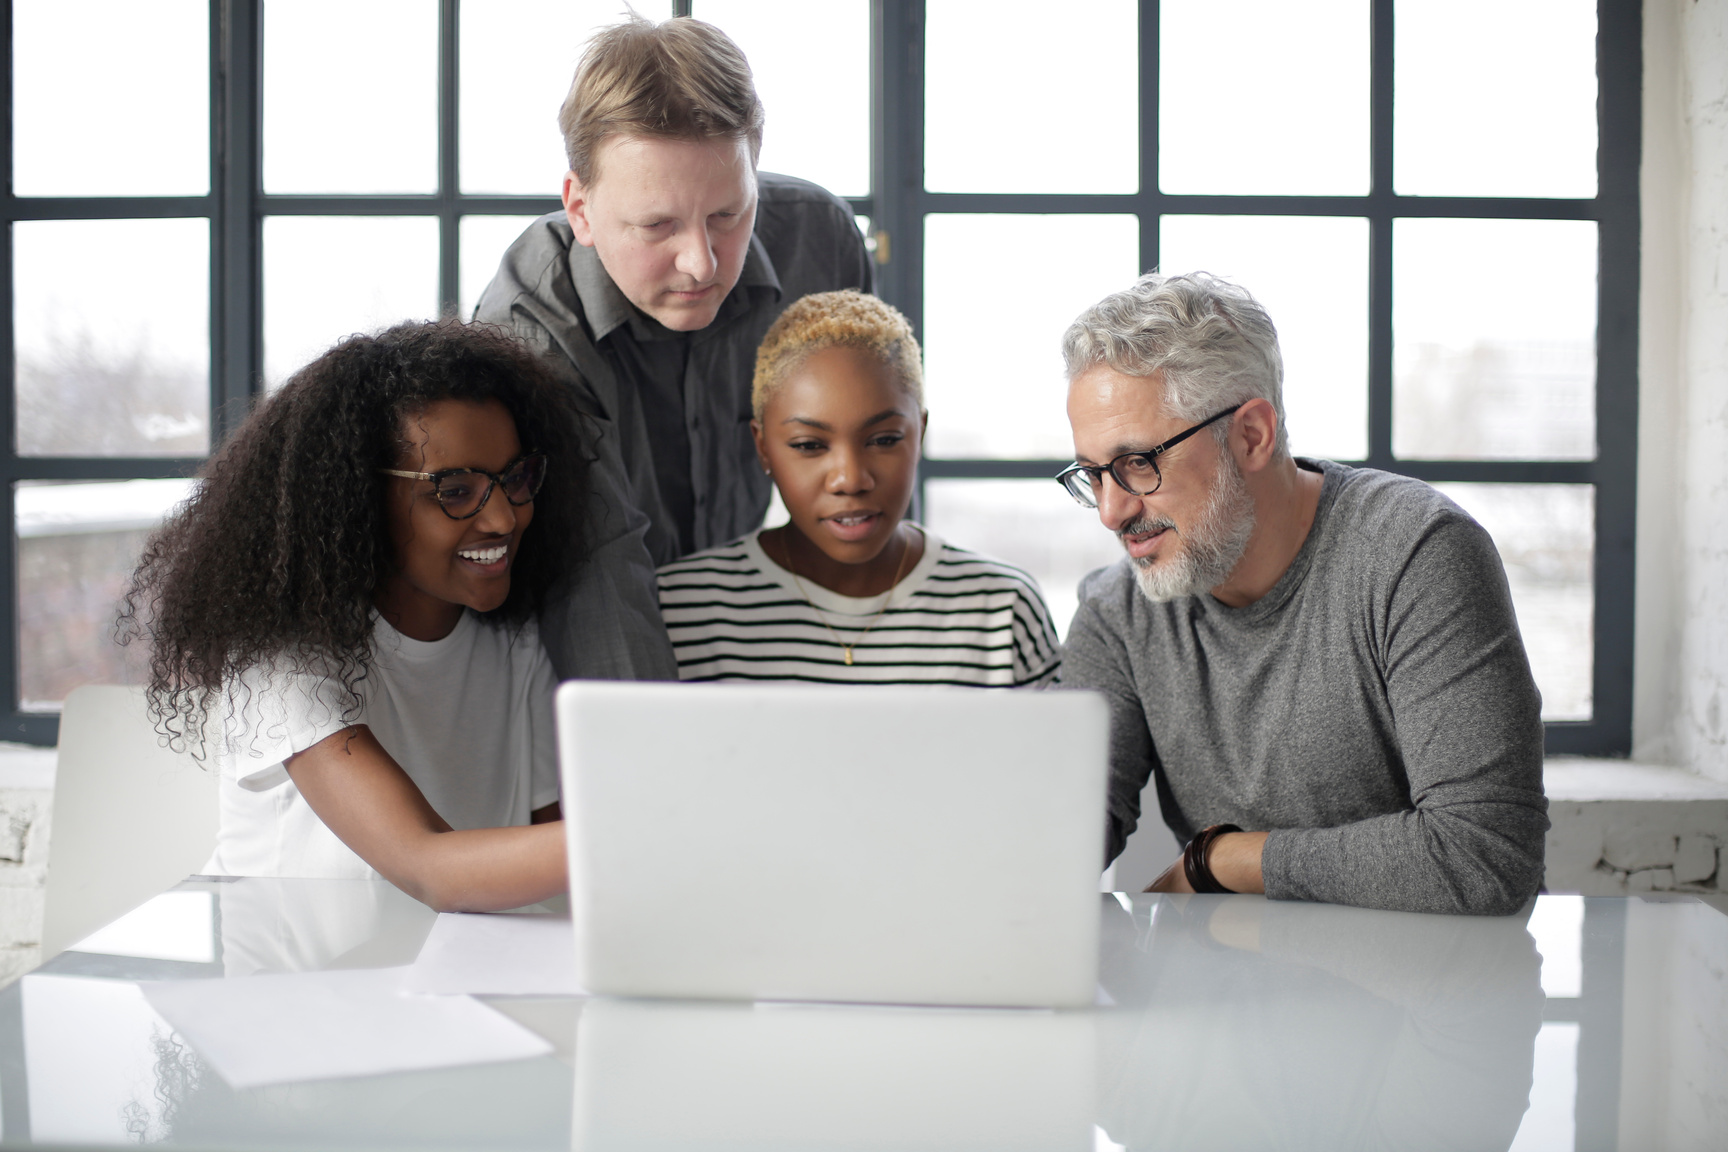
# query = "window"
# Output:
<box><xmin>3</xmin><ymin>0</ymin><xmax>1638</xmax><ymax>752</ymax></box>
<box><xmin>887</xmin><ymin>0</ymin><xmax>1637</xmax><ymax>755</ymax></box>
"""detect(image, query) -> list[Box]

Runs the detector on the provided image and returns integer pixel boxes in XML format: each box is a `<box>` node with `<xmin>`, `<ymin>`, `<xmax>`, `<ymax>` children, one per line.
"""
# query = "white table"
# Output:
<box><xmin>1</xmin><ymin>880</ymin><xmax>1722</xmax><ymax>1151</ymax></box>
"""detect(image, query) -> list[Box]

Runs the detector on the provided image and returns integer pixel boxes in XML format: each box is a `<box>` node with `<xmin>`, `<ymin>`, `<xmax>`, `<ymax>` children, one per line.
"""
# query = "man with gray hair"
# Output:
<box><xmin>1056</xmin><ymin>272</ymin><xmax>1548</xmax><ymax>916</ymax></box>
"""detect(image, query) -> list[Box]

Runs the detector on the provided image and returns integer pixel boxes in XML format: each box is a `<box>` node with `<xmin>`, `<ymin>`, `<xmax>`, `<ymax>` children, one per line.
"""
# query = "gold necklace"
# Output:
<box><xmin>775</xmin><ymin>528</ymin><xmax>914</xmax><ymax>666</ymax></box>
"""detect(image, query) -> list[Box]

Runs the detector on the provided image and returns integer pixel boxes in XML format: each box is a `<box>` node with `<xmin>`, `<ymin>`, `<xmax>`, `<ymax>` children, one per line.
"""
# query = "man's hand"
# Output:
<box><xmin>1143</xmin><ymin>831</ymin><xmax>1270</xmax><ymax>894</ymax></box>
<box><xmin>1144</xmin><ymin>858</ymin><xmax>1193</xmax><ymax>894</ymax></box>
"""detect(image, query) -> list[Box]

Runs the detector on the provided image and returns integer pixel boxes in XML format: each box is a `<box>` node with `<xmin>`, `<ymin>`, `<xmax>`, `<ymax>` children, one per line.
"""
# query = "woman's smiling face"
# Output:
<box><xmin>753</xmin><ymin>345</ymin><xmax>924</xmax><ymax>574</ymax></box>
<box><xmin>375</xmin><ymin>397</ymin><xmax>534</xmax><ymax>641</ymax></box>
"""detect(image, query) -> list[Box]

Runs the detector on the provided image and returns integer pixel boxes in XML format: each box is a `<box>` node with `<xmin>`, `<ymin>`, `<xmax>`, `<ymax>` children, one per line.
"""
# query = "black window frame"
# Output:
<box><xmin>0</xmin><ymin>0</ymin><xmax>1638</xmax><ymax>753</ymax></box>
<box><xmin>880</xmin><ymin>0</ymin><xmax>1640</xmax><ymax>758</ymax></box>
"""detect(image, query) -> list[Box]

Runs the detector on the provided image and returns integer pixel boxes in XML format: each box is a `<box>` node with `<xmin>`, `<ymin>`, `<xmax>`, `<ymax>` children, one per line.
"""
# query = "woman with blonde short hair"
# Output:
<box><xmin>657</xmin><ymin>290</ymin><xmax>1060</xmax><ymax>686</ymax></box>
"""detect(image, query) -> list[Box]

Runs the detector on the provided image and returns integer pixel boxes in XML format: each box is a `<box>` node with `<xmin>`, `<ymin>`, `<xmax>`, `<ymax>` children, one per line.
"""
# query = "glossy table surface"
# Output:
<box><xmin>0</xmin><ymin>880</ymin><xmax>1722</xmax><ymax>1151</ymax></box>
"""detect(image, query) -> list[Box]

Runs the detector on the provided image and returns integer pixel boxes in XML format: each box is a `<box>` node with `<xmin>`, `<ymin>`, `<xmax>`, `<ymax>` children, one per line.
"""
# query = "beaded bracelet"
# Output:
<box><xmin>1182</xmin><ymin>823</ymin><xmax>1244</xmax><ymax>894</ymax></box>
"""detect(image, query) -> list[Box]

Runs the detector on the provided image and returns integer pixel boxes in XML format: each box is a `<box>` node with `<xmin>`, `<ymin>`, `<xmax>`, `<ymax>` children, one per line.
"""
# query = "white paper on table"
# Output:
<box><xmin>401</xmin><ymin>912</ymin><xmax>584</xmax><ymax>996</ymax></box>
<box><xmin>140</xmin><ymin>965</ymin><xmax>552</xmax><ymax>1089</ymax></box>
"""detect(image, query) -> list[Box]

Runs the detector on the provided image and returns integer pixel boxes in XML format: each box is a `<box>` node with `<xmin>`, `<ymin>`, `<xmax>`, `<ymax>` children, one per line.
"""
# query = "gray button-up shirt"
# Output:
<box><xmin>474</xmin><ymin>172</ymin><xmax>873</xmax><ymax>681</ymax></box>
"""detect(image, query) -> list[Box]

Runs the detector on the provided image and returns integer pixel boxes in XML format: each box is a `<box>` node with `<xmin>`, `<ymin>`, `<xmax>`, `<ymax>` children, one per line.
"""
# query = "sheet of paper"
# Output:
<box><xmin>401</xmin><ymin>912</ymin><xmax>584</xmax><ymax>996</ymax></box>
<box><xmin>140</xmin><ymin>965</ymin><xmax>552</xmax><ymax>1089</ymax></box>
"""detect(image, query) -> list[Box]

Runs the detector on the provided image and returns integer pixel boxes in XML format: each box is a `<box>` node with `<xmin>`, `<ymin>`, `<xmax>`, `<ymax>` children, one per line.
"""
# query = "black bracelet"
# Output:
<box><xmin>1182</xmin><ymin>823</ymin><xmax>1243</xmax><ymax>894</ymax></box>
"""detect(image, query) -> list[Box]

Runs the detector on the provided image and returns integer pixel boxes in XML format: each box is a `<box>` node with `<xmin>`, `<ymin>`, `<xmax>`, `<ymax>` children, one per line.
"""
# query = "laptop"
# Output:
<box><xmin>555</xmin><ymin>682</ymin><xmax>1109</xmax><ymax>1009</ymax></box>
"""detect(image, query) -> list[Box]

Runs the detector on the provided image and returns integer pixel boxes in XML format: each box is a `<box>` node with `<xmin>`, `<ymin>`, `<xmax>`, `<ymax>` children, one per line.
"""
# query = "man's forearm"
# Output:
<box><xmin>1146</xmin><ymin>830</ymin><xmax>1268</xmax><ymax>894</ymax></box>
<box><xmin>1260</xmin><ymin>807</ymin><xmax>1545</xmax><ymax>915</ymax></box>
<box><xmin>1208</xmin><ymin>831</ymin><xmax>1268</xmax><ymax>893</ymax></box>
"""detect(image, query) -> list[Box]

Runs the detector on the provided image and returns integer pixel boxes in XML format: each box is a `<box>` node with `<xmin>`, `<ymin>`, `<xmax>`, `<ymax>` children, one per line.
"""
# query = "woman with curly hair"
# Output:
<box><xmin>124</xmin><ymin>319</ymin><xmax>588</xmax><ymax>912</ymax></box>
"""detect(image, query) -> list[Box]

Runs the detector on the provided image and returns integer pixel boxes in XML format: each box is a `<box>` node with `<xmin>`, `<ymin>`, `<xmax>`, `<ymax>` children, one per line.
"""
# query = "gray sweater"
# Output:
<box><xmin>1060</xmin><ymin>460</ymin><xmax>1549</xmax><ymax>915</ymax></box>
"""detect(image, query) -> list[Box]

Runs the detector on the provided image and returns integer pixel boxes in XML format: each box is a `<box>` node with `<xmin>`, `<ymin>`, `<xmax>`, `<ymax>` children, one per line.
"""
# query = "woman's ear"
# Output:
<box><xmin>750</xmin><ymin>418</ymin><xmax>771</xmax><ymax>475</ymax></box>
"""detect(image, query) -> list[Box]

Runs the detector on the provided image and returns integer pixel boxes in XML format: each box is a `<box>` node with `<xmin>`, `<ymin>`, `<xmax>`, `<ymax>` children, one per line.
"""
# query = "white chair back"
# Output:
<box><xmin>41</xmin><ymin>685</ymin><xmax>218</xmax><ymax>957</ymax></box>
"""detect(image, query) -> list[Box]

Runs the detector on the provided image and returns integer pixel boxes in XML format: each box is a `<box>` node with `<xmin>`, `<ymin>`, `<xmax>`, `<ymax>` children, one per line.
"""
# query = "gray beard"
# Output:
<box><xmin>1123</xmin><ymin>456</ymin><xmax>1256</xmax><ymax>604</ymax></box>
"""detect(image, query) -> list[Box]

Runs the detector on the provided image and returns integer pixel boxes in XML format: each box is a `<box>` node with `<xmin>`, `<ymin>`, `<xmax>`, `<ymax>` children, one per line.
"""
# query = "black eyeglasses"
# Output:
<box><xmin>1054</xmin><ymin>404</ymin><xmax>1243</xmax><ymax>509</ymax></box>
<box><xmin>378</xmin><ymin>451</ymin><xmax>548</xmax><ymax>520</ymax></box>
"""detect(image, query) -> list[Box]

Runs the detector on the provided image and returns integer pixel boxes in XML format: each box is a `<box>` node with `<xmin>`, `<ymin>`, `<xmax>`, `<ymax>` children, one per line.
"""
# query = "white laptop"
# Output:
<box><xmin>556</xmin><ymin>682</ymin><xmax>1109</xmax><ymax>1009</ymax></box>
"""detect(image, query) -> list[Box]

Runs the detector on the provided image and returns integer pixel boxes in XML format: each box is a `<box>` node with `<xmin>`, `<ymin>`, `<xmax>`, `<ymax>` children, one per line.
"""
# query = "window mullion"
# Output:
<box><xmin>1366</xmin><ymin>0</ymin><xmax>1395</xmax><ymax>471</ymax></box>
<box><xmin>214</xmin><ymin>0</ymin><xmax>262</xmax><ymax>441</ymax></box>
<box><xmin>1590</xmin><ymin>0</ymin><xmax>1643</xmax><ymax>754</ymax></box>
<box><xmin>872</xmin><ymin>0</ymin><xmax>924</xmax><ymax>335</ymax></box>
<box><xmin>877</xmin><ymin>0</ymin><xmax>926</xmax><ymax>514</ymax></box>
<box><xmin>1138</xmin><ymin>0</ymin><xmax>1159</xmax><ymax>276</ymax></box>
<box><xmin>0</xmin><ymin>0</ymin><xmax>18</xmax><ymax>735</ymax></box>
<box><xmin>438</xmin><ymin>0</ymin><xmax>460</xmax><ymax>316</ymax></box>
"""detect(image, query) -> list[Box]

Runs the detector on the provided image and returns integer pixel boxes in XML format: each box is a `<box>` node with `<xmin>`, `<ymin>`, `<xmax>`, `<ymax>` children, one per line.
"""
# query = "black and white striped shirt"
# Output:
<box><xmin>657</xmin><ymin>527</ymin><xmax>1061</xmax><ymax>687</ymax></box>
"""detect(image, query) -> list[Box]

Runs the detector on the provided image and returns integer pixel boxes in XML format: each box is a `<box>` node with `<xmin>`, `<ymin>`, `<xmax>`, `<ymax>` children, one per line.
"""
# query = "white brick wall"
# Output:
<box><xmin>1674</xmin><ymin>0</ymin><xmax>1728</xmax><ymax>785</ymax></box>
<box><xmin>1545</xmin><ymin>760</ymin><xmax>1728</xmax><ymax>894</ymax></box>
<box><xmin>1638</xmin><ymin>0</ymin><xmax>1728</xmax><ymax>784</ymax></box>
<box><xmin>0</xmin><ymin>743</ymin><xmax>55</xmax><ymax>984</ymax></box>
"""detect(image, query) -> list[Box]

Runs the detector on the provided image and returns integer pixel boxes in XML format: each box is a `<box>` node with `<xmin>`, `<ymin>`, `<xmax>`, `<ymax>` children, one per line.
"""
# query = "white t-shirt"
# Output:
<box><xmin>203</xmin><ymin>611</ymin><xmax>560</xmax><ymax>880</ymax></box>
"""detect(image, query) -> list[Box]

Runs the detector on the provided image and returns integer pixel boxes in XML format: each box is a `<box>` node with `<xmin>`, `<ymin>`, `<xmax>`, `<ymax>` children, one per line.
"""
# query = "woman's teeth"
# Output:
<box><xmin>458</xmin><ymin>545</ymin><xmax>508</xmax><ymax>565</ymax></box>
<box><xmin>830</xmin><ymin>513</ymin><xmax>874</xmax><ymax>526</ymax></box>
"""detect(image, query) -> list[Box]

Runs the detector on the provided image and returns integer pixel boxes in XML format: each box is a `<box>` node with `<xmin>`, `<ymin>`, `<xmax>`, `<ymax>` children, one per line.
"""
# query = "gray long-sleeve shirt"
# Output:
<box><xmin>473</xmin><ymin>173</ymin><xmax>873</xmax><ymax>681</ymax></box>
<box><xmin>1059</xmin><ymin>459</ymin><xmax>1549</xmax><ymax>915</ymax></box>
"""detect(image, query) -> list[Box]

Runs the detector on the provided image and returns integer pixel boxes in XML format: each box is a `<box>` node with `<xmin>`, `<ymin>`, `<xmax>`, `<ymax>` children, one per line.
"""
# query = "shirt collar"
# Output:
<box><xmin>568</xmin><ymin>229</ymin><xmax>784</xmax><ymax>344</ymax></box>
<box><xmin>568</xmin><ymin>242</ymin><xmax>637</xmax><ymax>343</ymax></box>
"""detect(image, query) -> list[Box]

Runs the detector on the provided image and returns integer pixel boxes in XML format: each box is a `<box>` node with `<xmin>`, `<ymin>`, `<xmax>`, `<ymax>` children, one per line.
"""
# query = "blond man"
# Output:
<box><xmin>476</xmin><ymin>15</ymin><xmax>872</xmax><ymax>681</ymax></box>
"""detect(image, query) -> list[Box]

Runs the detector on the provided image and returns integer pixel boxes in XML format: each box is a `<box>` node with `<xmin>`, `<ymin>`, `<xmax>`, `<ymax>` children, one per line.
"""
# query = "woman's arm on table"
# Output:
<box><xmin>286</xmin><ymin>724</ymin><xmax>566</xmax><ymax>912</ymax></box>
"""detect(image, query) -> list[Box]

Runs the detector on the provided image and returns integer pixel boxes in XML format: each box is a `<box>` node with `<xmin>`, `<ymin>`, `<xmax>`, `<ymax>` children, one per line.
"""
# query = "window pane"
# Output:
<box><xmin>460</xmin><ymin>1</ymin><xmax>625</xmax><ymax>195</ymax></box>
<box><xmin>1508</xmin><ymin>1023</ymin><xmax>1579</xmax><ymax>1152</ymax></box>
<box><xmin>1158</xmin><ymin>216</ymin><xmax>1369</xmax><ymax>460</ymax></box>
<box><xmin>14</xmin><ymin>219</ymin><xmax>210</xmax><ymax>457</ymax></box>
<box><xmin>1433</xmin><ymin>483</ymin><xmax>1593</xmax><ymax>722</ymax></box>
<box><xmin>1160</xmin><ymin>0</ymin><xmax>1368</xmax><ymax>195</ymax></box>
<box><xmin>264</xmin><ymin>0</ymin><xmax>437</xmax><ymax>194</ymax></box>
<box><xmin>12</xmin><ymin>0</ymin><xmax>209</xmax><ymax>196</ymax></box>
<box><xmin>263</xmin><ymin>217</ymin><xmax>440</xmax><ymax>386</ymax></box>
<box><xmin>922</xmin><ymin>479</ymin><xmax>1124</xmax><ymax>642</ymax></box>
<box><xmin>925</xmin><ymin>1</ymin><xmax>1137</xmax><ymax>194</ymax></box>
<box><xmin>924</xmin><ymin>214</ymin><xmax>1139</xmax><ymax>458</ymax></box>
<box><xmin>461</xmin><ymin>215</ymin><xmax>545</xmax><ymax>318</ymax></box>
<box><xmin>1395</xmin><ymin>0</ymin><xmax>1597</xmax><ymax>198</ymax></box>
<box><xmin>694</xmin><ymin>1</ymin><xmax>869</xmax><ymax>197</ymax></box>
<box><xmin>17</xmin><ymin>480</ymin><xmax>197</xmax><ymax>712</ymax></box>
<box><xmin>855</xmin><ymin>215</ymin><xmax>877</xmax><ymax>263</ymax></box>
<box><xmin>1394</xmin><ymin>219</ymin><xmax>1596</xmax><ymax>461</ymax></box>
<box><xmin>1528</xmin><ymin>894</ymin><xmax>1584</xmax><ymax>997</ymax></box>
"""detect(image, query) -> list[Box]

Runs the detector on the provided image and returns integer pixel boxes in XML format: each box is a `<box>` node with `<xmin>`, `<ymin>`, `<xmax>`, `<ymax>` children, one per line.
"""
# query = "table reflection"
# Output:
<box><xmin>16</xmin><ymin>879</ymin><xmax>560</xmax><ymax>1150</ymax></box>
<box><xmin>1095</xmin><ymin>894</ymin><xmax>1544</xmax><ymax>1151</ymax></box>
<box><xmin>573</xmin><ymin>997</ymin><xmax>1096</xmax><ymax>1152</ymax></box>
<box><xmin>12</xmin><ymin>884</ymin><xmax>1721</xmax><ymax>1152</ymax></box>
<box><xmin>217</xmin><ymin>877</ymin><xmax>435</xmax><ymax>976</ymax></box>
<box><xmin>20</xmin><ymin>963</ymin><xmax>569</xmax><ymax>1150</ymax></box>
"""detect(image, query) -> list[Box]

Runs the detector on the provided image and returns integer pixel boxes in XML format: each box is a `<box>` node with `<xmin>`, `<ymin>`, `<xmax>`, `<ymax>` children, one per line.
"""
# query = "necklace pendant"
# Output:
<box><xmin>843</xmin><ymin>649</ymin><xmax>854</xmax><ymax>666</ymax></box>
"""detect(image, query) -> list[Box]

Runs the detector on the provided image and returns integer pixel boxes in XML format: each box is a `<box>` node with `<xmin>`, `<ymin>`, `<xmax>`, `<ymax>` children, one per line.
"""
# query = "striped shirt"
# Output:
<box><xmin>657</xmin><ymin>526</ymin><xmax>1061</xmax><ymax>687</ymax></box>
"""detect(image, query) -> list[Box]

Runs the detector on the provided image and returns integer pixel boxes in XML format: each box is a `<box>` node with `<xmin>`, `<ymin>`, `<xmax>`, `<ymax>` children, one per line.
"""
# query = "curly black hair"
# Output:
<box><xmin>122</xmin><ymin>319</ymin><xmax>590</xmax><ymax>750</ymax></box>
